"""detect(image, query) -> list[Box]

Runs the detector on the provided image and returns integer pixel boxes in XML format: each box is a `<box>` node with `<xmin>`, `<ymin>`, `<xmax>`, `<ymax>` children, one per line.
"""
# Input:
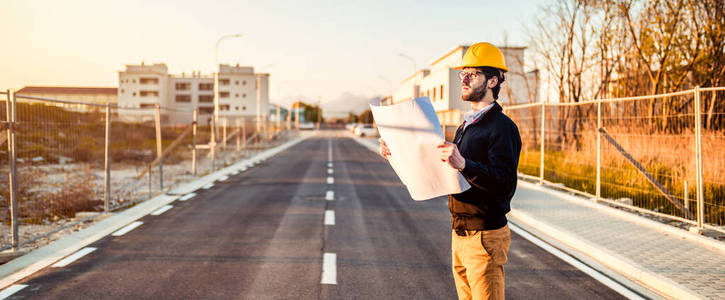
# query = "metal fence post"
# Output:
<box><xmin>242</xmin><ymin>118</ymin><xmax>247</xmax><ymax>148</ymax></box>
<box><xmin>596</xmin><ymin>99</ymin><xmax>602</xmax><ymax>200</ymax></box>
<box><xmin>210</xmin><ymin>115</ymin><xmax>216</xmax><ymax>172</ymax></box>
<box><xmin>539</xmin><ymin>102</ymin><xmax>545</xmax><ymax>184</ymax></box>
<box><xmin>236</xmin><ymin>118</ymin><xmax>241</xmax><ymax>152</ymax></box>
<box><xmin>694</xmin><ymin>86</ymin><xmax>705</xmax><ymax>227</ymax></box>
<box><xmin>104</xmin><ymin>104</ymin><xmax>111</xmax><ymax>212</ymax></box>
<box><xmin>192</xmin><ymin>109</ymin><xmax>197</xmax><ymax>177</ymax></box>
<box><xmin>154</xmin><ymin>104</ymin><xmax>163</xmax><ymax>191</ymax></box>
<box><xmin>6</xmin><ymin>89</ymin><xmax>18</xmax><ymax>251</ymax></box>
<box><xmin>684</xmin><ymin>180</ymin><xmax>689</xmax><ymax>210</ymax></box>
<box><xmin>222</xmin><ymin>117</ymin><xmax>227</xmax><ymax>149</ymax></box>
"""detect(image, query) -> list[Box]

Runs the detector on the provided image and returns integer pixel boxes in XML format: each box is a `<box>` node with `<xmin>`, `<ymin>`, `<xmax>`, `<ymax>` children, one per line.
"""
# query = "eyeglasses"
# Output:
<box><xmin>458</xmin><ymin>71</ymin><xmax>485</xmax><ymax>81</ymax></box>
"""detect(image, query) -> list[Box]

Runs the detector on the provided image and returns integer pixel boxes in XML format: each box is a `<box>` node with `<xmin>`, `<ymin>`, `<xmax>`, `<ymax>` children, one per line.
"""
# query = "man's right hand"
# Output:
<box><xmin>379</xmin><ymin>138</ymin><xmax>391</xmax><ymax>159</ymax></box>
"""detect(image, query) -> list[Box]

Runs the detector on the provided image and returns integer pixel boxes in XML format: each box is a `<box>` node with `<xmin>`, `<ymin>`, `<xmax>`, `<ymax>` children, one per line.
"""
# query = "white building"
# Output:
<box><xmin>118</xmin><ymin>63</ymin><xmax>269</xmax><ymax>125</ymax></box>
<box><xmin>392</xmin><ymin>45</ymin><xmax>539</xmax><ymax>126</ymax></box>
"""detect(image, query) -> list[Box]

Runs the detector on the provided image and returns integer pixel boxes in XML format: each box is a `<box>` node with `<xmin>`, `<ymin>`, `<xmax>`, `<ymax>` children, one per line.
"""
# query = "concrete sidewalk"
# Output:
<box><xmin>354</xmin><ymin>136</ymin><xmax>725</xmax><ymax>299</ymax></box>
<box><xmin>510</xmin><ymin>182</ymin><xmax>725</xmax><ymax>300</ymax></box>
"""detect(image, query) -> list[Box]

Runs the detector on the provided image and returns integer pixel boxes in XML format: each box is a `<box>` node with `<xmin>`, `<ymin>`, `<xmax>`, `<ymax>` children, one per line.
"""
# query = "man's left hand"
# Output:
<box><xmin>437</xmin><ymin>141</ymin><xmax>465</xmax><ymax>171</ymax></box>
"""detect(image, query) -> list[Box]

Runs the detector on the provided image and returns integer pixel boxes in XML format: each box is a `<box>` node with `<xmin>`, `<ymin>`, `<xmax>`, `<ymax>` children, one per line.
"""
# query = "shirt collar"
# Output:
<box><xmin>462</xmin><ymin>102</ymin><xmax>495</xmax><ymax>128</ymax></box>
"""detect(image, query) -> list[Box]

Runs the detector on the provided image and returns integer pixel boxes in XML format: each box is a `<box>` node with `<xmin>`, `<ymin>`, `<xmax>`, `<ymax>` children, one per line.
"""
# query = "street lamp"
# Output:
<box><xmin>398</xmin><ymin>53</ymin><xmax>417</xmax><ymax>74</ymax></box>
<box><xmin>213</xmin><ymin>33</ymin><xmax>243</xmax><ymax>137</ymax></box>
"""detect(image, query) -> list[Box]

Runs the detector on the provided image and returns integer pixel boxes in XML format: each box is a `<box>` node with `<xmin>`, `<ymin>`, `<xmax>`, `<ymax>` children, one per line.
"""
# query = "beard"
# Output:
<box><xmin>462</xmin><ymin>83</ymin><xmax>487</xmax><ymax>102</ymax></box>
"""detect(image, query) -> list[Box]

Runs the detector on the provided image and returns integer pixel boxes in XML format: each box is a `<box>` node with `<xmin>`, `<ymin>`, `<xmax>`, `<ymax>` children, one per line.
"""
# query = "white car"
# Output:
<box><xmin>354</xmin><ymin>124</ymin><xmax>378</xmax><ymax>137</ymax></box>
<box><xmin>298</xmin><ymin>122</ymin><xmax>315</xmax><ymax>130</ymax></box>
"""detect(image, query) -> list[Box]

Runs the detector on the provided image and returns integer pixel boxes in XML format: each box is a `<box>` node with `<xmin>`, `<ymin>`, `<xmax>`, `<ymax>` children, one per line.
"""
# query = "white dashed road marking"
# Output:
<box><xmin>327</xmin><ymin>177</ymin><xmax>334</xmax><ymax>184</ymax></box>
<box><xmin>327</xmin><ymin>163</ymin><xmax>333</xmax><ymax>168</ymax></box>
<box><xmin>324</xmin><ymin>210</ymin><xmax>335</xmax><ymax>225</ymax></box>
<box><xmin>52</xmin><ymin>247</ymin><xmax>97</xmax><ymax>268</ymax></box>
<box><xmin>325</xmin><ymin>191</ymin><xmax>334</xmax><ymax>201</ymax></box>
<box><xmin>179</xmin><ymin>192</ymin><xmax>196</xmax><ymax>201</ymax></box>
<box><xmin>0</xmin><ymin>284</ymin><xmax>28</xmax><ymax>299</ymax></box>
<box><xmin>327</xmin><ymin>169</ymin><xmax>333</xmax><ymax>174</ymax></box>
<box><xmin>321</xmin><ymin>253</ymin><xmax>337</xmax><ymax>285</ymax></box>
<box><xmin>112</xmin><ymin>221</ymin><xmax>143</xmax><ymax>236</ymax></box>
<box><xmin>150</xmin><ymin>205</ymin><xmax>173</xmax><ymax>216</ymax></box>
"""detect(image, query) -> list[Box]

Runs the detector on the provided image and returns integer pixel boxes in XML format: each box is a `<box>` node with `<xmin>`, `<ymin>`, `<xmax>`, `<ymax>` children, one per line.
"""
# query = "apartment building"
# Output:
<box><xmin>392</xmin><ymin>45</ymin><xmax>539</xmax><ymax>126</ymax></box>
<box><xmin>117</xmin><ymin>63</ymin><xmax>269</xmax><ymax>125</ymax></box>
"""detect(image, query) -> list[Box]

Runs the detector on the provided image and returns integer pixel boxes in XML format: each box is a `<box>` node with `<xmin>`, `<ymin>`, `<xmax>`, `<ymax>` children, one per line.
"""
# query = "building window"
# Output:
<box><xmin>235</xmin><ymin>106</ymin><xmax>239</xmax><ymax>110</ymax></box>
<box><xmin>235</xmin><ymin>93</ymin><xmax>239</xmax><ymax>98</ymax></box>
<box><xmin>440</xmin><ymin>84</ymin><xmax>444</xmax><ymax>100</ymax></box>
<box><xmin>235</xmin><ymin>80</ymin><xmax>239</xmax><ymax>85</ymax></box>
<box><xmin>242</xmin><ymin>80</ymin><xmax>247</xmax><ymax>85</ymax></box>
<box><xmin>199</xmin><ymin>83</ymin><xmax>213</xmax><ymax>91</ymax></box>
<box><xmin>433</xmin><ymin>87</ymin><xmax>436</xmax><ymax>101</ymax></box>
<box><xmin>139</xmin><ymin>103</ymin><xmax>155</xmax><ymax>109</ymax></box>
<box><xmin>219</xmin><ymin>91</ymin><xmax>230</xmax><ymax>98</ymax></box>
<box><xmin>175</xmin><ymin>82</ymin><xmax>190</xmax><ymax>91</ymax></box>
<box><xmin>132</xmin><ymin>79</ymin><xmax>136</xmax><ymax>84</ymax></box>
<box><xmin>132</xmin><ymin>92</ymin><xmax>137</xmax><ymax>97</ymax></box>
<box><xmin>121</xmin><ymin>89</ymin><xmax>124</xmax><ymax>93</ymax></box>
<box><xmin>220</xmin><ymin>104</ymin><xmax>230</xmax><ymax>111</ymax></box>
<box><xmin>243</xmin><ymin>106</ymin><xmax>246</xmax><ymax>110</ymax></box>
<box><xmin>426</xmin><ymin>90</ymin><xmax>430</xmax><ymax>98</ymax></box>
<box><xmin>175</xmin><ymin>94</ymin><xmax>191</xmax><ymax>102</ymax></box>
<box><xmin>199</xmin><ymin>106</ymin><xmax>214</xmax><ymax>114</ymax></box>
<box><xmin>242</xmin><ymin>93</ymin><xmax>247</xmax><ymax>98</ymax></box>
<box><xmin>220</xmin><ymin>78</ymin><xmax>230</xmax><ymax>86</ymax></box>
<box><xmin>140</xmin><ymin>90</ymin><xmax>159</xmax><ymax>97</ymax></box>
<box><xmin>199</xmin><ymin>95</ymin><xmax>213</xmax><ymax>102</ymax></box>
<box><xmin>140</xmin><ymin>77</ymin><xmax>159</xmax><ymax>84</ymax></box>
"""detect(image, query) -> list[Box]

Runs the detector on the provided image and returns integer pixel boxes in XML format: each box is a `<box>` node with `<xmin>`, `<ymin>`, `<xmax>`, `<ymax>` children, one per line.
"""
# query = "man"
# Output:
<box><xmin>379</xmin><ymin>42</ymin><xmax>521</xmax><ymax>300</ymax></box>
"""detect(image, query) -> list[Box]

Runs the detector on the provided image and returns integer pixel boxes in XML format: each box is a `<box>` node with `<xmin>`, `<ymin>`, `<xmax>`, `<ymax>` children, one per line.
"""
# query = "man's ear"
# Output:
<box><xmin>487</xmin><ymin>76</ymin><xmax>499</xmax><ymax>89</ymax></box>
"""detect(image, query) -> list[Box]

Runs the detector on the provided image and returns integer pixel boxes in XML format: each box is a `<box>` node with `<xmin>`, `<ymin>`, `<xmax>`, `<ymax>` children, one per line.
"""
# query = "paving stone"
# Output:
<box><xmin>513</xmin><ymin>186</ymin><xmax>725</xmax><ymax>299</ymax></box>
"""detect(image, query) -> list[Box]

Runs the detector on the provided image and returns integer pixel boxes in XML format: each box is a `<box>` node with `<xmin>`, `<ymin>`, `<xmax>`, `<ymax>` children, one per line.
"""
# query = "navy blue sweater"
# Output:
<box><xmin>449</xmin><ymin>102</ymin><xmax>522</xmax><ymax>230</ymax></box>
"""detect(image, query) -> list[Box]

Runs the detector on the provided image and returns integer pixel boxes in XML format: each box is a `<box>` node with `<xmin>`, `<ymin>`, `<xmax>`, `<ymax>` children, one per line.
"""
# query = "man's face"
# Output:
<box><xmin>460</xmin><ymin>68</ymin><xmax>487</xmax><ymax>102</ymax></box>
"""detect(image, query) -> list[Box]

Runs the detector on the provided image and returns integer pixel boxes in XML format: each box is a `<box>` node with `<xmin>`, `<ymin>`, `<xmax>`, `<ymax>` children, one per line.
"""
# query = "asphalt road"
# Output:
<box><xmin>10</xmin><ymin>131</ymin><xmax>628</xmax><ymax>299</ymax></box>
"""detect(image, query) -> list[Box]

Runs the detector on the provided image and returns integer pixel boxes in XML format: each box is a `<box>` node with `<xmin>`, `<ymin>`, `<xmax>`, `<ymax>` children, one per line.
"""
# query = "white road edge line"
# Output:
<box><xmin>51</xmin><ymin>247</ymin><xmax>97</xmax><ymax>268</ymax></box>
<box><xmin>327</xmin><ymin>177</ymin><xmax>334</xmax><ymax>184</ymax></box>
<box><xmin>0</xmin><ymin>284</ymin><xmax>28</xmax><ymax>299</ymax></box>
<box><xmin>202</xmin><ymin>183</ymin><xmax>214</xmax><ymax>189</ymax></box>
<box><xmin>321</xmin><ymin>253</ymin><xmax>337</xmax><ymax>285</ymax></box>
<box><xmin>111</xmin><ymin>221</ymin><xmax>143</xmax><ymax>237</ymax></box>
<box><xmin>325</xmin><ymin>191</ymin><xmax>334</xmax><ymax>201</ymax></box>
<box><xmin>218</xmin><ymin>175</ymin><xmax>229</xmax><ymax>182</ymax></box>
<box><xmin>508</xmin><ymin>223</ymin><xmax>645</xmax><ymax>300</ymax></box>
<box><xmin>150</xmin><ymin>205</ymin><xmax>173</xmax><ymax>216</ymax></box>
<box><xmin>179</xmin><ymin>192</ymin><xmax>197</xmax><ymax>201</ymax></box>
<box><xmin>324</xmin><ymin>210</ymin><xmax>335</xmax><ymax>225</ymax></box>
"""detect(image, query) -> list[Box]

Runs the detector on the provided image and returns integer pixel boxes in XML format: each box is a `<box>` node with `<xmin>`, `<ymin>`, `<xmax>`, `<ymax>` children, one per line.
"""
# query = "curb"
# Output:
<box><xmin>0</xmin><ymin>134</ymin><xmax>310</xmax><ymax>291</ymax></box>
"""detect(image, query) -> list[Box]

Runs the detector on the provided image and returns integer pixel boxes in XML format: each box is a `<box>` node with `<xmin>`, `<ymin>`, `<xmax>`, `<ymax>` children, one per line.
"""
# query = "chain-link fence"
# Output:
<box><xmin>0</xmin><ymin>90</ymin><xmax>294</xmax><ymax>251</ymax></box>
<box><xmin>504</xmin><ymin>86</ymin><xmax>725</xmax><ymax>234</ymax></box>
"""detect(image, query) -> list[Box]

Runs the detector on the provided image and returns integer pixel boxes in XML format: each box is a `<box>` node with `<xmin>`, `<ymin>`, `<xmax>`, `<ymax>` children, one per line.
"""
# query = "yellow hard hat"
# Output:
<box><xmin>454</xmin><ymin>42</ymin><xmax>508</xmax><ymax>72</ymax></box>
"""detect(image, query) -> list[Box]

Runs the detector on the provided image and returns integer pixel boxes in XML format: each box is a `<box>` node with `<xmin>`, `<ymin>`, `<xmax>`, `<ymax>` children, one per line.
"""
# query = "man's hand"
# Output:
<box><xmin>379</xmin><ymin>138</ymin><xmax>391</xmax><ymax>159</ymax></box>
<box><xmin>437</xmin><ymin>141</ymin><xmax>465</xmax><ymax>170</ymax></box>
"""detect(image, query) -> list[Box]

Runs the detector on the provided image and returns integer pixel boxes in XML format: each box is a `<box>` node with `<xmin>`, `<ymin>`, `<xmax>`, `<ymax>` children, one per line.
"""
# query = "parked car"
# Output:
<box><xmin>354</xmin><ymin>124</ymin><xmax>378</xmax><ymax>137</ymax></box>
<box><xmin>299</xmin><ymin>122</ymin><xmax>315</xmax><ymax>130</ymax></box>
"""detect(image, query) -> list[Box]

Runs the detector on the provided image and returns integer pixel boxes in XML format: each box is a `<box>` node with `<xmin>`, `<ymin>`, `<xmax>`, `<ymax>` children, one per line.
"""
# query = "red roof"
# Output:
<box><xmin>16</xmin><ymin>86</ymin><xmax>117</xmax><ymax>95</ymax></box>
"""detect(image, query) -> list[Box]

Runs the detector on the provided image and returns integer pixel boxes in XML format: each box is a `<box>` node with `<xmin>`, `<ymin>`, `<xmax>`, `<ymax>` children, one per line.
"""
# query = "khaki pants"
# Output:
<box><xmin>451</xmin><ymin>225</ymin><xmax>511</xmax><ymax>300</ymax></box>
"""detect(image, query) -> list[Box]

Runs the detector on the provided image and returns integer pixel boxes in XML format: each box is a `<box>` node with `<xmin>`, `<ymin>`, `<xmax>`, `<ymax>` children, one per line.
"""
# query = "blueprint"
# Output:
<box><xmin>370</xmin><ymin>97</ymin><xmax>470</xmax><ymax>200</ymax></box>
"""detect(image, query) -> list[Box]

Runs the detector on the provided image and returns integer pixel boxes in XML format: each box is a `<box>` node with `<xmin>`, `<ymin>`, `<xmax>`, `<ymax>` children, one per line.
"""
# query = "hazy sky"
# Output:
<box><xmin>1</xmin><ymin>0</ymin><xmax>541</xmax><ymax>111</ymax></box>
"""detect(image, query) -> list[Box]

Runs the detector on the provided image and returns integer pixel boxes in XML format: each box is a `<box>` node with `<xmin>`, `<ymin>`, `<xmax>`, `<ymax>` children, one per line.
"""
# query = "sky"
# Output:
<box><xmin>0</xmin><ymin>0</ymin><xmax>542</xmax><ymax>114</ymax></box>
